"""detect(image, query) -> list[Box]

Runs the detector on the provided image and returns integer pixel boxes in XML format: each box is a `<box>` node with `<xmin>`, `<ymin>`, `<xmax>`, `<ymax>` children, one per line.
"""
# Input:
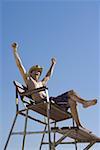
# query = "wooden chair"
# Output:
<box><xmin>4</xmin><ymin>81</ymin><xmax>100</xmax><ymax>150</ymax></box>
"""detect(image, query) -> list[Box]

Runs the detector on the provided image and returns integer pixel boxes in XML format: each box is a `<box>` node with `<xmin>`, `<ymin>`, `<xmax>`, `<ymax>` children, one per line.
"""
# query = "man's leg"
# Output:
<box><xmin>67</xmin><ymin>90</ymin><xmax>97</xmax><ymax>108</ymax></box>
<box><xmin>68</xmin><ymin>98</ymin><xmax>82</xmax><ymax>127</ymax></box>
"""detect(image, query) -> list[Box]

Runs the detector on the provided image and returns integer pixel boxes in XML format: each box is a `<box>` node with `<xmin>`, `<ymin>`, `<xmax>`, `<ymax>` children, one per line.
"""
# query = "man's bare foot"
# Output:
<box><xmin>83</xmin><ymin>99</ymin><xmax>97</xmax><ymax>108</ymax></box>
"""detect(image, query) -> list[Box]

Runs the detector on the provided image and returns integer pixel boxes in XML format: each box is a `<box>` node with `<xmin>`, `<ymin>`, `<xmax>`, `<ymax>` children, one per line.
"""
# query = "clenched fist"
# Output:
<box><xmin>51</xmin><ymin>58</ymin><xmax>56</xmax><ymax>65</ymax></box>
<box><xmin>12</xmin><ymin>42</ymin><xmax>18</xmax><ymax>49</ymax></box>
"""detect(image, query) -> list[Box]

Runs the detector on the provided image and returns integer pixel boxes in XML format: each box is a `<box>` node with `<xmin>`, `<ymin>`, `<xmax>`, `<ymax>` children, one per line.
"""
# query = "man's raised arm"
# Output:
<box><xmin>42</xmin><ymin>58</ymin><xmax>56</xmax><ymax>85</ymax></box>
<box><xmin>12</xmin><ymin>43</ymin><xmax>27</xmax><ymax>84</ymax></box>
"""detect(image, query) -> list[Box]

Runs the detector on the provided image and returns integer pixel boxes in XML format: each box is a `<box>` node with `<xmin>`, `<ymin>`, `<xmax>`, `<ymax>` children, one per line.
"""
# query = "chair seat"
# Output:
<box><xmin>27</xmin><ymin>102</ymin><xmax>72</xmax><ymax>121</ymax></box>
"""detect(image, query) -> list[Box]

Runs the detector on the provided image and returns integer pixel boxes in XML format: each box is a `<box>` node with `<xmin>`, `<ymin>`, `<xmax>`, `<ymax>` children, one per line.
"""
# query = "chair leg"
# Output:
<box><xmin>4</xmin><ymin>114</ymin><xmax>18</xmax><ymax>150</ymax></box>
<box><xmin>51</xmin><ymin>121</ymin><xmax>56</xmax><ymax>150</ymax></box>
<box><xmin>47</xmin><ymin>101</ymin><xmax>51</xmax><ymax>150</ymax></box>
<box><xmin>22</xmin><ymin>109</ymin><xmax>28</xmax><ymax>150</ymax></box>
<box><xmin>39</xmin><ymin>124</ymin><xmax>47</xmax><ymax>150</ymax></box>
<box><xmin>53</xmin><ymin>122</ymin><xmax>56</xmax><ymax>145</ymax></box>
<box><xmin>72</xmin><ymin>118</ymin><xmax>78</xmax><ymax>150</ymax></box>
<box><xmin>83</xmin><ymin>142</ymin><xmax>95</xmax><ymax>150</ymax></box>
<box><xmin>45</xmin><ymin>89</ymin><xmax>52</xmax><ymax>150</ymax></box>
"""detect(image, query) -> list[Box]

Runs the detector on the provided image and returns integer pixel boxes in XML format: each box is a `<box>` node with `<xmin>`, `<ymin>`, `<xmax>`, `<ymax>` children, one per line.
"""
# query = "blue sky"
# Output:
<box><xmin>1</xmin><ymin>0</ymin><xmax>100</xmax><ymax>150</ymax></box>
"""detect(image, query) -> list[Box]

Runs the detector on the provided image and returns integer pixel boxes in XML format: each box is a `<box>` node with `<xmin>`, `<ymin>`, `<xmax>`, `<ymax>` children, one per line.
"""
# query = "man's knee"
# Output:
<box><xmin>68</xmin><ymin>98</ymin><xmax>77</xmax><ymax>107</ymax></box>
<box><xmin>67</xmin><ymin>90</ymin><xmax>75</xmax><ymax>96</ymax></box>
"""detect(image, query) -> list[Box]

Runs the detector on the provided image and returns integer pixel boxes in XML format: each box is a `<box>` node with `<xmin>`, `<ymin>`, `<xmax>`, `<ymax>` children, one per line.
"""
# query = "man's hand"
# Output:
<box><xmin>51</xmin><ymin>58</ymin><xmax>56</xmax><ymax>65</ymax></box>
<box><xmin>12</xmin><ymin>42</ymin><xmax>18</xmax><ymax>50</ymax></box>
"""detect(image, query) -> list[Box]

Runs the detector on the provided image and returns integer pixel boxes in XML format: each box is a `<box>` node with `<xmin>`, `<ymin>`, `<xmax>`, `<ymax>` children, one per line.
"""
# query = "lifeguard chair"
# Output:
<box><xmin>4</xmin><ymin>81</ymin><xmax>100</xmax><ymax>150</ymax></box>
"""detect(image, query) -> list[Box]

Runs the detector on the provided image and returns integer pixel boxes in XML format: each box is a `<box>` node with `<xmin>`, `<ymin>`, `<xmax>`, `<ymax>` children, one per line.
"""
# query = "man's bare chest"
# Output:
<box><xmin>27</xmin><ymin>77</ymin><xmax>43</xmax><ymax>89</ymax></box>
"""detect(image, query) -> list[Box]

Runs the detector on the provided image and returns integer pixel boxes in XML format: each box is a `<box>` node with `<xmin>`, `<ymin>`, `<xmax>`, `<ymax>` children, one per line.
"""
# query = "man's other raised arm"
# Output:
<box><xmin>42</xmin><ymin>58</ymin><xmax>56</xmax><ymax>85</ymax></box>
<box><xmin>12</xmin><ymin>43</ymin><xmax>27</xmax><ymax>84</ymax></box>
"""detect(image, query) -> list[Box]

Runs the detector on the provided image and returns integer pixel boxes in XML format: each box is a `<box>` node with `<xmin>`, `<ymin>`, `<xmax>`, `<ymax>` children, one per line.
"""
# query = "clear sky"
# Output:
<box><xmin>1</xmin><ymin>0</ymin><xmax>100</xmax><ymax>150</ymax></box>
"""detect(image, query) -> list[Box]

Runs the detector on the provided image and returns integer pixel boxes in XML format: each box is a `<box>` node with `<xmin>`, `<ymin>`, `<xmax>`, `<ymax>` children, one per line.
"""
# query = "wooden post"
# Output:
<box><xmin>45</xmin><ymin>88</ymin><xmax>51</xmax><ymax>150</ymax></box>
<box><xmin>22</xmin><ymin>109</ymin><xmax>28</xmax><ymax>150</ymax></box>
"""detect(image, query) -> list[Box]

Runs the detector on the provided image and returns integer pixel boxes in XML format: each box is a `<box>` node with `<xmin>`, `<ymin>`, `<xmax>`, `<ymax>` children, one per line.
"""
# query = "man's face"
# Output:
<box><xmin>30</xmin><ymin>70</ymin><xmax>41</xmax><ymax>80</ymax></box>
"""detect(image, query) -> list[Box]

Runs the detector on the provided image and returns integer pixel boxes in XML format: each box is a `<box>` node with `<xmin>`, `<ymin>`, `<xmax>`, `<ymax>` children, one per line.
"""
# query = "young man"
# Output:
<box><xmin>12</xmin><ymin>42</ymin><xmax>97</xmax><ymax>128</ymax></box>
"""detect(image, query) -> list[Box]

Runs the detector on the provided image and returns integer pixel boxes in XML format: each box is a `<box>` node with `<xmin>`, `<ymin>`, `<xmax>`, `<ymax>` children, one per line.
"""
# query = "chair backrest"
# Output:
<box><xmin>13</xmin><ymin>80</ymin><xmax>33</xmax><ymax>106</ymax></box>
<box><xmin>13</xmin><ymin>80</ymin><xmax>27</xmax><ymax>93</ymax></box>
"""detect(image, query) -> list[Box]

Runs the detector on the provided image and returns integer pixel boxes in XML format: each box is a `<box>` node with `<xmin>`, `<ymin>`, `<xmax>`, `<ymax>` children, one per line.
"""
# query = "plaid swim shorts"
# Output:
<box><xmin>50</xmin><ymin>91</ymin><xmax>70</xmax><ymax>111</ymax></box>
